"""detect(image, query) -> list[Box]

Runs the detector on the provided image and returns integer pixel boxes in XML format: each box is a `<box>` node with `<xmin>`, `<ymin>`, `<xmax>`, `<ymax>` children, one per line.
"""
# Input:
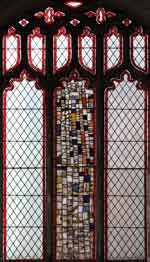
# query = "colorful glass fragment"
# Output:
<box><xmin>54</xmin><ymin>70</ymin><xmax>96</xmax><ymax>260</ymax></box>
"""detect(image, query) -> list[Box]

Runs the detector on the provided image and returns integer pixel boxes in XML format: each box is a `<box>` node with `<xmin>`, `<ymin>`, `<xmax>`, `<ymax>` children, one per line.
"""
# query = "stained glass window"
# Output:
<box><xmin>3</xmin><ymin>71</ymin><xmax>46</xmax><ymax>260</ymax></box>
<box><xmin>54</xmin><ymin>70</ymin><xmax>96</xmax><ymax>260</ymax></box>
<box><xmin>0</xmin><ymin>2</ymin><xmax>149</xmax><ymax>261</ymax></box>
<box><xmin>104</xmin><ymin>71</ymin><xmax>147</xmax><ymax>260</ymax></box>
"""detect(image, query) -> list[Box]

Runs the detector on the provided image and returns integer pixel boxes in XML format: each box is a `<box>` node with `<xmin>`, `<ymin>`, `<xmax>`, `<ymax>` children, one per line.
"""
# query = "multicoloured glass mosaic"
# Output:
<box><xmin>54</xmin><ymin>72</ymin><xmax>96</xmax><ymax>260</ymax></box>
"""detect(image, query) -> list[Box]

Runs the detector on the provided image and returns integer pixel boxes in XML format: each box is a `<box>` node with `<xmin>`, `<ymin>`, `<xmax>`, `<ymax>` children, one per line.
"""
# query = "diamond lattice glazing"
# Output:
<box><xmin>53</xmin><ymin>28</ymin><xmax>71</xmax><ymax>73</ymax></box>
<box><xmin>3</xmin><ymin>72</ymin><xmax>46</xmax><ymax>260</ymax></box>
<box><xmin>78</xmin><ymin>28</ymin><xmax>96</xmax><ymax>74</ymax></box>
<box><xmin>104</xmin><ymin>72</ymin><xmax>147</xmax><ymax>260</ymax></box>
<box><xmin>104</xmin><ymin>27</ymin><xmax>122</xmax><ymax>72</ymax></box>
<box><xmin>3</xmin><ymin>28</ymin><xmax>21</xmax><ymax>73</ymax></box>
<box><xmin>130</xmin><ymin>33</ymin><xmax>148</xmax><ymax>72</ymax></box>
<box><xmin>28</xmin><ymin>28</ymin><xmax>46</xmax><ymax>74</ymax></box>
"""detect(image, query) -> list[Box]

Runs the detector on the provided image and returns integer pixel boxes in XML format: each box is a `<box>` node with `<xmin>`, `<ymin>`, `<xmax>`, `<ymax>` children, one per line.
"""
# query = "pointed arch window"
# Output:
<box><xmin>0</xmin><ymin>2</ymin><xmax>149</xmax><ymax>262</ymax></box>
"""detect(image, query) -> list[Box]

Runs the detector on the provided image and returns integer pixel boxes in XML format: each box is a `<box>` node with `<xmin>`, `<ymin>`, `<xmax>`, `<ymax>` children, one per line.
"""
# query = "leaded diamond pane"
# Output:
<box><xmin>54</xmin><ymin>31</ymin><xmax>71</xmax><ymax>73</ymax></box>
<box><xmin>132</xmin><ymin>34</ymin><xmax>147</xmax><ymax>71</ymax></box>
<box><xmin>104</xmin><ymin>32</ymin><xmax>122</xmax><ymax>71</ymax></box>
<box><xmin>81</xmin><ymin>36</ymin><xmax>95</xmax><ymax>71</ymax></box>
<box><xmin>104</xmin><ymin>72</ymin><xmax>147</xmax><ymax>260</ymax></box>
<box><xmin>3</xmin><ymin>76</ymin><xmax>46</xmax><ymax>260</ymax></box>
<box><xmin>31</xmin><ymin>37</ymin><xmax>44</xmax><ymax>70</ymax></box>
<box><xmin>4</xmin><ymin>34</ymin><xmax>21</xmax><ymax>72</ymax></box>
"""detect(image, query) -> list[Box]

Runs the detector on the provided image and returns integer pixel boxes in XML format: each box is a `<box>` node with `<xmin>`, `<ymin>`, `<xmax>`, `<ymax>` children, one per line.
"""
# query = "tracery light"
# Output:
<box><xmin>54</xmin><ymin>69</ymin><xmax>96</xmax><ymax>260</ymax></box>
<box><xmin>78</xmin><ymin>27</ymin><xmax>96</xmax><ymax>74</ymax></box>
<box><xmin>70</xmin><ymin>18</ymin><xmax>80</xmax><ymax>26</ymax></box>
<box><xmin>28</xmin><ymin>27</ymin><xmax>46</xmax><ymax>74</ymax></box>
<box><xmin>53</xmin><ymin>27</ymin><xmax>72</xmax><ymax>74</ymax></box>
<box><xmin>34</xmin><ymin>7</ymin><xmax>65</xmax><ymax>24</ymax></box>
<box><xmin>85</xmin><ymin>8</ymin><xmax>116</xmax><ymax>24</ymax></box>
<box><xmin>64</xmin><ymin>1</ymin><xmax>83</xmax><ymax>8</ymax></box>
<box><xmin>3</xmin><ymin>71</ymin><xmax>46</xmax><ymax>261</ymax></box>
<box><xmin>122</xmin><ymin>17</ymin><xmax>132</xmax><ymax>26</ymax></box>
<box><xmin>104</xmin><ymin>71</ymin><xmax>147</xmax><ymax>260</ymax></box>
<box><xmin>18</xmin><ymin>19</ymin><xmax>29</xmax><ymax>27</ymax></box>
<box><xmin>130</xmin><ymin>27</ymin><xmax>148</xmax><ymax>73</ymax></box>
<box><xmin>96</xmin><ymin>8</ymin><xmax>106</xmax><ymax>23</ymax></box>
<box><xmin>3</xmin><ymin>27</ymin><xmax>21</xmax><ymax>74</ymax></box>
<box><xmin>104</xmin><ymin>26</ymin><xmax>123</xmax><ymax>73</ymax></box>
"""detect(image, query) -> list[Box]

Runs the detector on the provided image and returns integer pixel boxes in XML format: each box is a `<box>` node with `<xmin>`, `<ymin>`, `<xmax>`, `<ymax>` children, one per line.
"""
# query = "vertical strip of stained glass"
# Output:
<box><xmin>3</xmin><ymin>71</ymin><xmax>46</xmax><ymax>260</ymax></box>
<box><xmin>104</xmin><ymin>71</ymin><xmax>147</xmax><ymax>260</ymax></box>
<box><xmin>54</xmin><ymin>71</ymin><xmax>96</xmax><ymax>260</ymax></box>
